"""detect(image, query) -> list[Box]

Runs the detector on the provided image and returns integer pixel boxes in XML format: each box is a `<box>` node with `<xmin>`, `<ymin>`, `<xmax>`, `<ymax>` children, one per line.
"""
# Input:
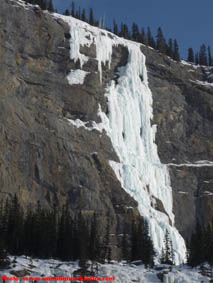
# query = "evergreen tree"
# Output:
<box><xmin>81</xmin><ymin>9</ymin><xmax>87</xmax><ymax>22</ymax></box>
<box><xmin>0</xmin><ymin>200</ymin><xmax>9</xmax><ymax>269</ymax></box>
<box><xmin>140</xmin><ymin>28</ymin><xmax>147</xmax><ymax>45</ymax></box>
<box><xmin>72</xmin><ymin>214</ymin><xmax>80</xmax><ymax>260</ymax></box>
<box><xmin>94</xmin><ymin>20</ymin><xmax>99</xmax><ymax>27</ymax></box>
<box><xmin>131</xmin><ymin>220</ymin><xmax>137</xmax><ymax>261</ymax></box>
<box><xmin>75</xmin><ymin>7</ymin><xmax>81</xmax><ymax>20</ymax></box>
<box><xmin>32</xmin><ymin>201</ymin><xmax>46</xmax><ymax>257</ymax></box>
<box><xmin>119</xmin><ymin>23</ymin><xmax>124</xmax><ymax>37</ymax></box>
<box><xmin>40</xmin><ymin>0</ymin><xmax>47</xmax><ymax>10</ymax></box>
<box><xmin>161</xmin><ymin>230</ymin><xmax>173</xmax><ymax>265</ymax></box>
<box><xmin>7</xmin><ymin>194</ymin><xmax>24</xmax><ymax>255</ymax></box>
<box><xmin>188</xmin><ymin>221</ymin><xmax>205</xmax><ymax>267</ymax></box>
<box><xmin>0</xmin><ymin>200</ymin><xmax>4</xmax><ymax>241</ymax></box>
<box><xmin>113</xmin><ymin>20</ymin><xmax>119</xmax><ymax>35</ymax></box>
<box><xmin>203</xmin><ymin>224</ymin><xmax>213</xmax><ymax>266</ymax></box>
<box><xmin>131</xmin><ymin>22</ymin><xmax>140</xmax><ymax>42</ymax></box>
<box><xmin>71</xmin><ymin>1</ymin><xmax>75</xmax><ymax>17</ymax></box>
<box><xmin>89</xmin><ymin>213</ymin><xmax>100</xmax><ymax>262</ymax></box>
<box><xmin>131</xmin><ymin>218</ymin><xmax>155</xmax><ymax>267</ymax></box>
<box><xmin>187</xmin><ymin>219</ymin><xmax>213</xmax><ymax>267</ymax></box>
<box><xmin>147</xmin><ymin>27</ymin><xmax>152</xmax><ymax>46</ymax></box>
<box><xmin>147</xmin><ymin>27</ymin><xmax>156</xmax><ymax>49</ymax></box>
<box><xmin>187</xmin><ymin>48</ymin><xmax>194</xmax><ymax>63</ymax></box>
<box><xmin>195</xmin><ymin>52</ymin><xmax>199</xmax><ymax>65</ymax></box>
<box><xmin>89</xmin><ymin>8</ymin><xmax>94</xmax><ymax>26</ymax></box>
<box><xmin>173</xmin><ymin>39</ymin><xmax>180</xmax><ymax>61</ymax></box>
<box><xmin>44</xmin><ymin>207</ymin><xmax>57</xmax><ymax>258</ymax></box>
<box><xmin>167</xmin><ymin>39</ymin><xmax>174</xmax><ymax>58</ymax></box>
<box><xmin>64</xmin><ymin>9</ymin><xmax>70</xmax><ymax>16</ymax></box>
<box><xmin>56</xmin><ymin>206</ymin><xmax>66</xmax><ymax>259</ymax></box>
<box><xmin>208</xmin><ymin>46</ymin><xmax>212</xmax><ymax>66</ymax></box>
<box><xmin>120</xmin><ymin>23</ymin><xmax>130</xmax><ymax>39</ymax></box>
<box><xmin>141</xmin><ymin>220</ymin><xmax>155</xmax><ymax>267</ymax></box>
<box><xmin>23</xmin><ymin>204</ymin><xmax>35</xmax><ymax>256</ymax></box>
<box><xmin>47</xmin><ymin>0</ymin><xmax>54</xmax><ymax>13</ymax></box>
<box><xmin>0</xmin><ymin>195</ymin><xmax>155</xmax><ymax>264</ymax></box>
<box><xmin>0</xmin><ymin>199</ymin><xmax>9</xmax><ymax>248</ymax></box>
<box><xmin>106</xmin><ymin>28</ymin><xmax>112</xmax><ymax>33</ymax></box>
<box><xmin>57</xmin><ymin>204</ymin><xmax>73</xmax><ymax>260</ymax></box>
<box><xmin>0</xmin><ymin>241</ymin><xmax>10</xmax><ymax>269</ymax></box>
<box><xmin>199</xmin><ymin>44</ymin><xmax>208</xmax><ymax>66</ymax></box>
<box><xmin>124</xmin><ymin>24</ymin><xmax>130</xmax><ymax>39</ymax></box>
<box><xmin>122</xmin><ymin>231</ymin><xmax>130</xmax><ymax>261</ymax></box>
<box><xmin>160</xmin><ymin>248</ymin><xmax>165</xmax><ymax>264</ymax></box>
<box><xmin>103</xmin><ymin>212</ymin><xmax>111</xmax><ymax>261</ymax></box>
<box><xmin>156</xmin><ymin>27</ymin><xmax>167</xmax><ymax>54</ymax></box>
<box><xmin>78</xmin><ymin>211</ymin><xmax>90</xmax><ymax>261</ymax></box>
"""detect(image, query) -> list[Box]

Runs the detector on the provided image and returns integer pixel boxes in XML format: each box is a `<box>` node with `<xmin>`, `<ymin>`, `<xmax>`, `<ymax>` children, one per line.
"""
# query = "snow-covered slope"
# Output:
<box><xmin>1</xmin><ymin>256</ymin><xmax>210</xmax><ymax>283</ymax></box>
<box><xmin>53</xmin><ymin>14</ymin><xmax>187</xmax><ymax>264</ymax></box>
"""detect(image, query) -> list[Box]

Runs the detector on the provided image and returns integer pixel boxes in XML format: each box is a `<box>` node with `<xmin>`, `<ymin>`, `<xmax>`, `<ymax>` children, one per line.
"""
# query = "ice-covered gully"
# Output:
<box><xmin>54</xmin><ymin>14</ymin><xmax>187</xmax><ymax>264</ymax></box>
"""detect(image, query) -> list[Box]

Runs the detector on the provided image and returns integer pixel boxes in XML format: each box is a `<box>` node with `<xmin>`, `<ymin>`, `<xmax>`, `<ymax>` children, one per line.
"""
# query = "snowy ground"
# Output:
<box><xmin>0</xmin><ymin>256</ymin><xmax>211</xmax><ymax>283</ymax></box>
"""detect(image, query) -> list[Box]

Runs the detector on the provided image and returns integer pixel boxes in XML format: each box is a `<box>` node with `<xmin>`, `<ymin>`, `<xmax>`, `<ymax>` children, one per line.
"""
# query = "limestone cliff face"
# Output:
<box><xmin>0</xmin><ymin>0</ymin><xmax>213</xmax><ymax>253</ymax></box>
<box><xmin>141</xmin><ymin>46</ymin><xmax>213</xmax><ymax>239</ymax></box>
<box><xmin>0</xmin><ymin>0</ymin><xmax>139</xmax><ymax>258</ymax></box>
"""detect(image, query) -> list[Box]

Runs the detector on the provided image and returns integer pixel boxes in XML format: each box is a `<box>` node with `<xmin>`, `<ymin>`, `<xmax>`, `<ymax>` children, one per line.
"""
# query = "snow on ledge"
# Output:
<box><xmin>66</xmin><ymin>118</ymin><xmax>101</xmax><ymax>132</ymax></box>
<box><xmin>181</xmin><ymin>60</ymin><xmax>199</xmax><ymax>69</ymax></box>
<box><xmin>67</xmin><ymin>69</ymin><xmax>90</xmax><ymax>85</ymax></box>
<box><xmin>168</xmin><ymin>161</ymin><xmax>213</xmax><ymax>167</ymax></box>
<box><xmin>189</xmin><ymin>79</ymin><xmax>213</xmax><ymax>87</ymax></box>
<box><xmin>66</xmin><ymin>104</ymin><xmax>107</xmax><ymax>133</ymax></box>
<box><xmin>9</xmin><ymin>0</ymin><xmax>39</xmax><ymax>10</ymax></box>
<box><xmin>181</xmin><ymin>60</ymin><xmax>213</xmax><ymax>71</ymax></box>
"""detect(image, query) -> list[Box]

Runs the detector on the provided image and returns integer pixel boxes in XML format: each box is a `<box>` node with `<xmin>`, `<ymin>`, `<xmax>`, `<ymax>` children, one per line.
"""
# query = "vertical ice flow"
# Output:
<box><xmin>54</xmin><ymin>14</ymin><xmax>186</xmax><ymax>264</ymax></box>
<box><xmin>104</xmin><ymin>47</ymin><xmax>186</xmax><ymax>264</ymax></box>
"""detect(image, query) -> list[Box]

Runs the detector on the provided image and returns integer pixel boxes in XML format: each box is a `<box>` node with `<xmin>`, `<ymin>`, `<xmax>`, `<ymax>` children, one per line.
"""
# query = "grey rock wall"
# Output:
<box><xmin>1</xmin><ymin>0</ymin><xmax>213</xmax><ymax>250</ymax></box>
<box><xmin>141</xmin><ymin>45</ymin><xmax>213</xmax><ymax>239</ymax></box>
<box><xmin>0</xmin><ymin>0</ymin><xmax>139</xmax><ymax>259</ymax></box>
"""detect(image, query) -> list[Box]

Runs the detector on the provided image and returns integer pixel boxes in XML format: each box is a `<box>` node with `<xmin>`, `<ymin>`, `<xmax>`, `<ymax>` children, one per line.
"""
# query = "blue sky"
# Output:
<box><xmin>53</xmin><ymin>0</ymin><xmax>212</xmax><ymax>59</ymax></box>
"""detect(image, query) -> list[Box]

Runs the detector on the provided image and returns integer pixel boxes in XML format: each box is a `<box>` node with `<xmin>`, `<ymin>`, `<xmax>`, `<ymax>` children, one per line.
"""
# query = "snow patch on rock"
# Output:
<box><xmin>67</xmin><ymin>69</ymin><xmax>89</xmax><ymax>85</ymax></box>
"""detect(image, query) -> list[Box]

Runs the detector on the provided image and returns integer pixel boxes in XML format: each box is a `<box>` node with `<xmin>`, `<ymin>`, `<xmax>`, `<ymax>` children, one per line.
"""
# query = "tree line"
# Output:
<box><xmin>0</xmin><ymin>195</ymin><xmax>155</xmax><ymax>268</ymax></box>
<box><xmin>23</xmin><ymin>0</ymin><xmax>213</xmax><ymax>66</ymax></box>
<box><xmin>63</xmin><ymin>3</ymin><xmax>181</xmax><ymax>62</ymax></box>
<box><xmin>188</xmin><ymin>221</ymin><xmax>213</xmax><ymax>267</ymax></box>
<box><xmin>5</xmin><ymin>194</ymin><xmax>212</xmax><ymax>268</ymax></box>
<box><xmin>62</xmin><ymin>3</ymin><xmax>213</xmax><ymax>66</ymax></box>
<box><xmin>187</xmin><ymin>45</ymin><xmax>213</xmax><ymax>66</ymax></box>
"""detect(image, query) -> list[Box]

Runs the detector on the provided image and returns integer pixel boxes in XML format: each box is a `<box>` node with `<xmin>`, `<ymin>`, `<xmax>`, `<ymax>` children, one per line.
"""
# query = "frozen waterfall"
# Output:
<box><xmin>54</xmin><ymin>13</ymin><xmax>186</xmax><ymax>264</ymax></box>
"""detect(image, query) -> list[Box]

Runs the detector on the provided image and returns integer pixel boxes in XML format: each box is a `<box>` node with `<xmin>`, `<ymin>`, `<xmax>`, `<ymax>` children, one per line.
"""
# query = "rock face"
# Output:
<box><xmin>0</xmin><ymin>0</ymin><xmax>139</xmax><ymax>259</ymax></box>
<box><xmin>0</xmin><ymin>0</ymin><xmax>213</xmax><ymax>256</ymax></box>
<box><xmin>141</xmin><ymin>46</ymin><xmax>213</xmax><ymax>239</ymax></box>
